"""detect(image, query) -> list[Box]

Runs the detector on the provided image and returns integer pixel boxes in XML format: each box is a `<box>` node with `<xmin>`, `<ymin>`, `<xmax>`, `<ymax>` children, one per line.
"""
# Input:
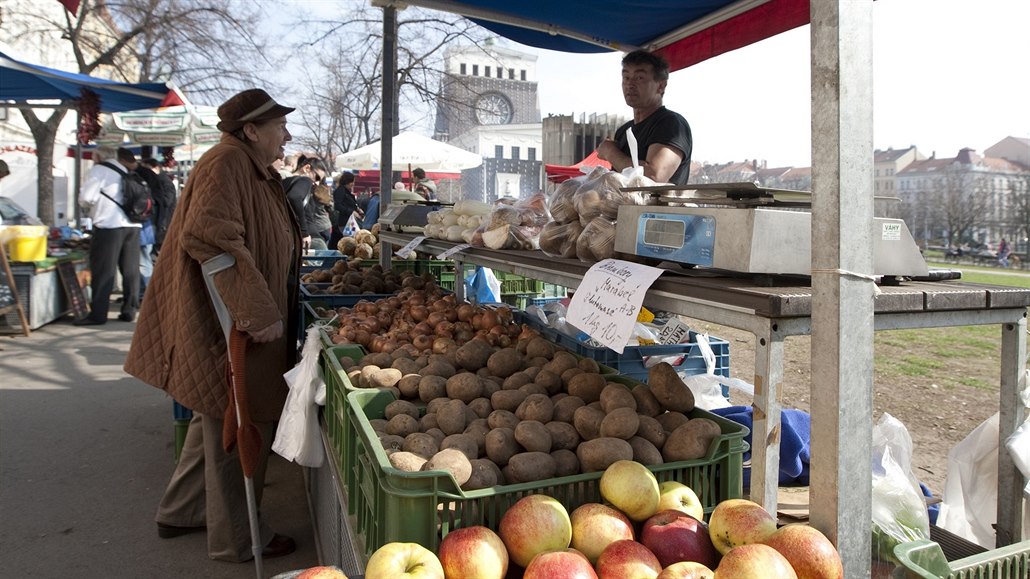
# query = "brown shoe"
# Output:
<box><xmin>262</xmin><ymin>534</ymin><xmax>296</xmax><ymax>558</ymax></box>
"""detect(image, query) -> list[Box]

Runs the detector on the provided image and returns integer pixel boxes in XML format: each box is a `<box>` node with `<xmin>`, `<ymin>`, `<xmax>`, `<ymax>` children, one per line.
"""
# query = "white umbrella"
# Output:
<box><xmin>334</xmin><ymin>131</ymin><xmax>483</xmax><ymax>172</ymax></box>
<box><xmin>97</xmin><ymin>105</ymin><xmax>221</xmax><ymax>148</ymax></box>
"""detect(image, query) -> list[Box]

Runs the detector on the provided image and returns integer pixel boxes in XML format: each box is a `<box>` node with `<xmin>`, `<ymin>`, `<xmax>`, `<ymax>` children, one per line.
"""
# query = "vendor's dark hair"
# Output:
<box><xmin>623</xmin><ymin>49</ymin><xmax>669</xmax><ymax>82</ymax></box>
<box><xmin>340</xmin><ymin>171</ymin><xmax>355</xmax><ymax>185</ymax></box>
<box><xmin>142</xmin><ymin>158</ymin><xmax>161</xmax><ymax>169</ymax></box>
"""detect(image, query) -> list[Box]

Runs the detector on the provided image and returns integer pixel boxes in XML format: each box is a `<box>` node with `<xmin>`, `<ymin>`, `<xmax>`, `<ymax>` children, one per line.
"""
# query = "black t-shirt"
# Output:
<box><xmin>614</xmin><ymin>106</ymin><xmax>693</xmax><ymax>185</ymax></box>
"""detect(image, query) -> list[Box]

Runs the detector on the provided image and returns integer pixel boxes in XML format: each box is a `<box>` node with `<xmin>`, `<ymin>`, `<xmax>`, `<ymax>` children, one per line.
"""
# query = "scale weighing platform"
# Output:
<box><xmin>614</xmin><ymin>183</ymin><xmax>930</xmax><ymax>278</ymax></box>
<box><xmin>378</xmin><ymin>201</ymin><xmax>441</xmax><ymax>233</ymax></box>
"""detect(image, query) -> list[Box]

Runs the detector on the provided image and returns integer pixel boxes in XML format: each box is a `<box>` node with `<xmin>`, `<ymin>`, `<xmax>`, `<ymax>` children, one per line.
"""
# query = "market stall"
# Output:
<box><xmin>292</xmin><ymin>2</ymin><xmax>1027</xmax><ymax>578</ymax></box>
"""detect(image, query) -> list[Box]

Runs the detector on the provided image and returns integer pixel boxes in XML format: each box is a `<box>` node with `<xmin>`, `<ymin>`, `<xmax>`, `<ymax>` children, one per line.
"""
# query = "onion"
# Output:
<box><xmin>410</xmin><ymin>305</ymin><xmax>429</xmax><ymax>323</ymax></box>
<box><xmin>413</xmin><ymin>334</ymin><xmax>433</xmax><ymax>351</ymax></box>
<box><xmin>456</xmin><ymin>303</ymin><xmax>475</xmax><ymax>322</ymax></box>
<box><xmin>432</xmin><ymin>337</ymin><xmax>455</xmax><ymax>355</ymax></box>
<box><xmin>427</xmin><ymin>311</ymin><xmax>446</xmax><ymax>327</ymax></box>
<box><xmin>434</xmin><ymin>321</ymin><xmax>454</xmax><ymax>336</ymax></box>
<box><xmin>480</xmin><ymin>309</ymin><xmax>500</xmax><ymax>330</ymax></box>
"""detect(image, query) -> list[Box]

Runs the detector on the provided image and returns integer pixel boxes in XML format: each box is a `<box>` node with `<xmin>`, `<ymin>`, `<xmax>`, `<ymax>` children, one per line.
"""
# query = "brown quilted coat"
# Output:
<box><xmin>125</xmin><ymin>135</ymin><xmax>301</xmax><ymax>422</ymax></box>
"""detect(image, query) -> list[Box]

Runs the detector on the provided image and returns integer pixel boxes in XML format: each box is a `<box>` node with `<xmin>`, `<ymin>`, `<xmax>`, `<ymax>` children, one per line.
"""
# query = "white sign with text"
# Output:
<box><xmin>396</xmin><ymin>235</ymin><xmax>426</xmax><ymax>259</ymax></box>
<box><xmin>567</xmin><ymin>259</ymin><xmax>664</xmax><ymax>354</ymax></box>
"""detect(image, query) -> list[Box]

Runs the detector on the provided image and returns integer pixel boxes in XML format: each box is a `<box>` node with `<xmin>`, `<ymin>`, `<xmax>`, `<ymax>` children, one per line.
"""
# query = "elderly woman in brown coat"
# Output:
<box><xmin>124</xmin><ymin>89</ymin><xmax>301</xmax><ymax>562</ymax></box>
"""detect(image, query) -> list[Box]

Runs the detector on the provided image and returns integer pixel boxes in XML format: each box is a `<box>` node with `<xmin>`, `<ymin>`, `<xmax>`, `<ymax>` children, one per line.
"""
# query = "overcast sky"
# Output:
<box><xmin>517</xmin><ymin>0</ymin><xmax>1030</xmax><ymax>168</ymax></box>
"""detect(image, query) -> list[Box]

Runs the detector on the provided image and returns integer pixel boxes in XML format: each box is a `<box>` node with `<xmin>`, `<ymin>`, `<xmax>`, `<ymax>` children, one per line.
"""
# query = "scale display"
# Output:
<box><xmin>635</xmin><ymin>213</ymin><xmax>715</xmax><ymax>265</ymax></box>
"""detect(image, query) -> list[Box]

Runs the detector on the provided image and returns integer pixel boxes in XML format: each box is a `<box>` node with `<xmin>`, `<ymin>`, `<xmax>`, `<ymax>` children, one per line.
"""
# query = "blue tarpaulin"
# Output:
<box><xmin>402</xmin><ymin>0</ymin><xmax>810</xmax><ymax>71</ymax></box>
<box><xmin>0</xmin><ymin>50</ymin><xmax>180</xmax><ymax>112</ymax></box>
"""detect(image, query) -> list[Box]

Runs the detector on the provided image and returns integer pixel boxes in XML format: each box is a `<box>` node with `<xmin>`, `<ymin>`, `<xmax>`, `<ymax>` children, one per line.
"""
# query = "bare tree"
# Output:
<box><xmin>1006</xmin><ymin>173</ymin><xmax>1030</xmax><ymax>255</ymax></box>
<box><xmin>286</xmin><ymin>3</ymin><xmax>491</xmax><ymax>164</ymax></box>
<box><xmin>5</xmin><ymin>0</ymin><xmax>270</xmax><ymax>224</ymax></box>
<box><xmin>930</xmin><ymin>165</ymin><xmax>991</xmax><ymax>247</ymax></box>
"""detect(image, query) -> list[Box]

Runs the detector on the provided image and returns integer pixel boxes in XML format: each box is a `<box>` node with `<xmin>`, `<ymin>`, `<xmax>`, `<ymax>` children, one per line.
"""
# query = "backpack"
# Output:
<box><xmin>99</xmin><ymin>162</ymin><xmax>154</xmax><ymax>223</ymax></box>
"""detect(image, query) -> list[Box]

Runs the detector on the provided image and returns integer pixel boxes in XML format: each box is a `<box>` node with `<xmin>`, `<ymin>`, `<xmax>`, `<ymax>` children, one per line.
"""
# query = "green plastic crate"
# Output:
<box><xmin>343</xmin><ymin>384</ymin><xmax>748</xmax><ymax>561</ymax></box>
<box><xmin>893</xmin><ymin>539</ymin><xmax>1030</xmax><ymax>579</ymax></box>
<box><xmin>320</xmin><ymin>342</ymin><xmax>367</xmax><ymax>512</ymax></box>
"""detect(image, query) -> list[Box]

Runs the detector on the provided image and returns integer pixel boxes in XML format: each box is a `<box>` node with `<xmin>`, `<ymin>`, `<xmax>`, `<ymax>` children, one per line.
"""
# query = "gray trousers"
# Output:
<box><xmin>86</xmin><ymin>226</ymin><xmax>140</xmax><ymax>321</ymax></box>
<box><xmin>156</xmin><ymin>413</ymin><xmax>275</xmax><ymax>562</ymax></box>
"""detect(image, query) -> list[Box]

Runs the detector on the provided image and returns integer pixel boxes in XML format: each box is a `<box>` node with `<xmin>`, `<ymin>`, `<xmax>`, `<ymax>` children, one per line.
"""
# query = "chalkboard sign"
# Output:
<box><xmin>0</xmin><ymin>249</ymin><xmax>30</xmax><ymax>336</ymax></box>
<box><xmin>57</xmin><ymin>261</ymin><xmax>90</xmax><ymax>321</ymax></box>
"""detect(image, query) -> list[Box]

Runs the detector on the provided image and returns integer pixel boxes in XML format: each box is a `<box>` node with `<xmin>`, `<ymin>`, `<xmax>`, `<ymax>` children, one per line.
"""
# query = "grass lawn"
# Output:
<box><xmin>873</xmin><ymin>261</ymin><xmax>1029</xmax><ymax>389</ymax></box>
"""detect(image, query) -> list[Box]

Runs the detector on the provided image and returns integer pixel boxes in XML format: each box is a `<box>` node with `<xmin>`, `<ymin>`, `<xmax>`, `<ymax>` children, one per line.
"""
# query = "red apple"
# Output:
<box><xmin>498</xmin><ymin>494</ymin><xmax>573</xmax><ymax>568</ymax></box>
<box><xmin>707</xmin><ymin>498</ymin><xmax>777</xmax><ymax>555</ymax></box>
<box><xmin>595</xmin><ymin>539</ymin><xmax>662</xmax><ymax>579</ymax></box>
<box><xmin>641</xmin><ymin>509</ymin><xmax>720</xmax><ymax>569</ymax></box>
<box><xmin>523</xmin><ymin>548</ymin><xmax>598</xmax><ymax>579</ymax></box>
<box><xmin>657</xmin><ymin>481</ymin><xmax>705</xmax><ymax>522</ymax></box>
<box><xmin>657</xmin><ymin>561</ymin><xmax>715</xmax><ymax>579</ymax></box>
<box><xmin>600</xmin><ymin>460</ymin><xmax>661</xmax><ymax>522</ymax></box>
<box><xmin>761</xmin><ymin>524</ymin><xmax>843</xmax><ymax>579</ymax></box>
<box><xmin>713</xmin><ymin>544</ymin><xmax>798</xmax><ymax>579</ymax></box>
<box><xmin>570</xmin><ymin>502</ymin><xmax>636</xmax><ymax>564</ymax></box>
<box><xmin>437</xmin><ymin>525</ymin><xmax>508</xmax><ymax>579</ymax></box>
<box><xmin>364</xmin><ymin>542</ymin><xmax>444</xmax><ymax>579</ymax></box>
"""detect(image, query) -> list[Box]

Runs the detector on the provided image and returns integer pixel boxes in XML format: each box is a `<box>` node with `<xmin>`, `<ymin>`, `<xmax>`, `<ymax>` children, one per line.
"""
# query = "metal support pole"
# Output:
<box><xmin>809</xmin><ymin>1</ymin><xmax>875</xmax><ymax>577</ymax></box>
<box><xmin>379</xmin><ymin>5</ymin><xmax>398</xmax><ymax>269</ymax></box>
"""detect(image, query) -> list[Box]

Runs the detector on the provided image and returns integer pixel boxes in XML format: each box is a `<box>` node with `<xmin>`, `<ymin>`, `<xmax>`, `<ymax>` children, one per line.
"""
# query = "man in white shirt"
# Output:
<box><xmin>76</xmin><ymin>146</ymin><xmax>143</xmax><ymax>325</ymax></box>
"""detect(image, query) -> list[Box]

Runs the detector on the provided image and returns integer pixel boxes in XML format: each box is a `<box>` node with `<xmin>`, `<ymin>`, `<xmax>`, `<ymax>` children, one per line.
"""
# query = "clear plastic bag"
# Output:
<box><xmin>871</xmin><ymin>413</ymin><xmax>931</xmax><ymax>562</ymax></box>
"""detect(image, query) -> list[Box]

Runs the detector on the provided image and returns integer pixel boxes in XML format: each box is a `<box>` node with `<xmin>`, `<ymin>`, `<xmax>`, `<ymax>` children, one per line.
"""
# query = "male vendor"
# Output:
<box><xmin>597</xmin><ymin>50</ymin><xmax>693</xmax><ymax>185</ymax></box>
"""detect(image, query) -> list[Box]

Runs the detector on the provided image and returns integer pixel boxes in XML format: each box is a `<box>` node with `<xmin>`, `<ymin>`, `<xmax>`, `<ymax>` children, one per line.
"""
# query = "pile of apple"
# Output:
<box><xmin>362</xmin><ymin>459</ymin><xmax>843</xmax><ymax>578</ymax></box>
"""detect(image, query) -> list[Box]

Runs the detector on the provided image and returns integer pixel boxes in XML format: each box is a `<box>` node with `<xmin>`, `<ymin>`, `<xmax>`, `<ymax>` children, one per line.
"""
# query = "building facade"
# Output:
<box><xmin>434</xmin><ymin>43</ymin><xmax>543</xmax><ymax>202</ymax></box>
<box><xmin>896</xmin><ymin>145</ymin><xmax>1030</xmax><ymax>248</ymax></box>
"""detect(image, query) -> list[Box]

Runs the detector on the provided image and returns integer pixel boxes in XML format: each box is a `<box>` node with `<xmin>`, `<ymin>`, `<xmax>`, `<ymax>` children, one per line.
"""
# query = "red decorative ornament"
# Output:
<box><xmin>161</xmin><ymin>146</ymin><xmax>177</xmax><ymax>167</ymax></box>
<box><xmin>77</xmin><ymin>88</ymin><xmax>102</xmax><ymax>144</ymax></box>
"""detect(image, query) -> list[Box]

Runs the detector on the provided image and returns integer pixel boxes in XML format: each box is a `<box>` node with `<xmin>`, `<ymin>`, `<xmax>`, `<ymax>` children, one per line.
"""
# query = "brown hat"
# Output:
<box><xmin>217</xmin><ymin>89</ymin><xmax>295</xmax><ymax>132</ymax></box>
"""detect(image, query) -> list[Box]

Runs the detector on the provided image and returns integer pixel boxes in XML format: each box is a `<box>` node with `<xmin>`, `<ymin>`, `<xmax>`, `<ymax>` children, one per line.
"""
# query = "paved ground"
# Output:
<box><xmin>0</xmin><ymin>311</ymin><xmax>320</xmax><ymax>578</ymax></box>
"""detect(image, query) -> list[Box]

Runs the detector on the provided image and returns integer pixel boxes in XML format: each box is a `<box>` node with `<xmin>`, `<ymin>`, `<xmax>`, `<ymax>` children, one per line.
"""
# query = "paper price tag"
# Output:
<box><xmin>656</xmin><ymin>317</ymin><xmax>692</xmax><ymax>345</ymax></box>
<box><xmin>436</xmin><ymin>243</ymin><xmax>471</xmax><ymax>260</ymax></box>
<box><xmin>566</xmin><ymin>259</ymin><xmax>664</xmax><ymax>354</ymax></box>
<box><xmin>396</xmin><ymin>235</ymin><xmax>426</xmax><ymax>259</ymax></box>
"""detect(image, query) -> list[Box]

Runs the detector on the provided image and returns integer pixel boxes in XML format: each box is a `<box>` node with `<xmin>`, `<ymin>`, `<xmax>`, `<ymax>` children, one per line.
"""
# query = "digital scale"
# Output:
<box><xmin>378</xmin><ymin>201</ymin><xmax>441</xmax><ymax>233</ymax></box>
<box><xmin>613</xmin><ymin>183</ymin><xmax>929</xmax><ymax>278</ymax></box>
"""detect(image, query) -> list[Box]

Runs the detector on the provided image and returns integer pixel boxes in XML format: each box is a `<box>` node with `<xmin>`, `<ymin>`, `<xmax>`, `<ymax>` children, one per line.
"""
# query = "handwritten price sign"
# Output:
<box><xmin>567</xmin><ymin>259</ymin><xmax>664</xmax><ymax>354</ymax></box>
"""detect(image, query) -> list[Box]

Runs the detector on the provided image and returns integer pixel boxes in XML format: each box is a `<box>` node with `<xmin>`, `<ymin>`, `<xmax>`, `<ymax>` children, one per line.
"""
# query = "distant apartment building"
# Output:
<box><xmin>874</xmin><ymin>146</ymin><xmax>923</xmax><ymax>197</ymax></box>
<box><xmin>896</xmin><ymin>143</ymin><xmax>1029</xmax><ymax>246</ymax></box>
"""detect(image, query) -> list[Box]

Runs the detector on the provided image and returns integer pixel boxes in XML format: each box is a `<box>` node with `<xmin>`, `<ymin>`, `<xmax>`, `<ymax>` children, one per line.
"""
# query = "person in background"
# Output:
<box><xmin>142</xmin><ymin>158</ymin><xmax>178</xmax><ymax>254</ymax></box>
<box><xmin>596</xmin><ymin>49</ymin><xmax>693</xmax><ymax>185</ymax></box>
<box><xmin>997</xmin><ymin>238</ymin><xmax>1010</xmax><ymax>268</ymax></box>
<box><xmin>361</xmin><ymin>189</ymin><xmax>380</xmax><ymax>230</ymax></box>
<box><xmin>75</xmin><ymin>146</ymin><xmax>143</xmax><ymax>325</ymax></box>
<box><xmin>412</xmin><ymin>167</ymin><xmax>437</xmax><ymax>201</ymax></box>
<box><xmin>329</xmin><ymin>171</ymin><xmax>357</xmax><ymax>247</ymax></box>
<box><xmin>284</xmin><ymin>155</ymin><xmax>332</xmax><ymax>250</ymax></box>
<box><xmin>0</xmin><ymin>159</ymin><xmax>10</xmax><ymax>181</ymax></box>
<box><xmin>124</xmin><ymin>88</ymin><xmax>300</xmax><ymax>562</ymax></box>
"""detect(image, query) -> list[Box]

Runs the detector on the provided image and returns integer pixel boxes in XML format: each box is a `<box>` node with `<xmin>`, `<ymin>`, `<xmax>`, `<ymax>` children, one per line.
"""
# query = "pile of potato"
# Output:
<box><xmin>340</xmin><ymin>331</ymin><xmax>724</xmax><ymax>491</ymax></box>
<box><xmin>303</xmin><ymin>260</ymin><xmax>429</xmax><ymax>296</ymax></box>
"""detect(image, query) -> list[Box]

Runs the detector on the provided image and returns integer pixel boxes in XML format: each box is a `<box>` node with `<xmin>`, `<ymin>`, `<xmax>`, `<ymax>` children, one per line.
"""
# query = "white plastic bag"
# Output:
<box><xmin>871</xmin><ymin>413</ymin><xmax>931</xmax><ymax>562</ymax></box>
<box><xmin>272</xmin><ymin>325</ymin><xmax>327</xmax><ymax>467</ymax></box>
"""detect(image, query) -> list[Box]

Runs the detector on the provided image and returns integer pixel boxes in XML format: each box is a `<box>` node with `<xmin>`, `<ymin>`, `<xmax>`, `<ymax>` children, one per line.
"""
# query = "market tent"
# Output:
<box><xmin>334</xmin><ymin>131</ymin><xmax>483</xmax><ymax>172</ymax></box>
<box><xmin>399</xmin><ymin>0</ymin><xmax>808</xmax><ymax>71</ymax></box>
<box><xmin>544</xmin><ymin>150</ymin><xmax>612</xmax><ymax>183</ymax></box>
<box><xmin>0</xmin><ymin>50</ymin><xmax>182</xmax><ymax>112</ymax></box>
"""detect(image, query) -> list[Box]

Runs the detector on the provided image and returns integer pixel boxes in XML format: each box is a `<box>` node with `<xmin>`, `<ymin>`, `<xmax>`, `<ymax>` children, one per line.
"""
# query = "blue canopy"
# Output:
<box><xmin>0</xmin><ymin>50</ymin><xmax>180</xmax><ymax>112</ymax></box>
<box><xmin>405</xmin><ymin>0</ymin><xmax>809</xmax><ymax>71</ymax></box>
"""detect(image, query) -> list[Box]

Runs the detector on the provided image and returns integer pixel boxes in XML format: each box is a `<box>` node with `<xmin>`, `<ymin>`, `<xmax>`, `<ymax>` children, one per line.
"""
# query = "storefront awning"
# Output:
<box><xmin>399</xmin><ymin>0</ymin><xmax>809</xmax><ymax>71</ymax></box>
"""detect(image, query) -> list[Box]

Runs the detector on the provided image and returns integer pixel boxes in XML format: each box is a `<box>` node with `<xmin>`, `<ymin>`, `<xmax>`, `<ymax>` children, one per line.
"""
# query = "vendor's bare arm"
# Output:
<box><xmin>597</xmin><ymin>138</ymin><xmax>632</xmax><ymax>172</ymax></box>
<box><xmin>644</xmin><ymin>143</ymin><xmax>685</xmax><ymax>184</ymax></box>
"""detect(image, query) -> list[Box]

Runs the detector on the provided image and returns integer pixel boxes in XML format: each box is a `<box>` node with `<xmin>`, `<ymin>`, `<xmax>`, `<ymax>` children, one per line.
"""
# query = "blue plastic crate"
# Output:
<box><xmin>515</xmin><ymin>311</ymin><xmax>731</xmax><ymax>383</ymax></box>
<box><xmin>300</xmin><ymin>250</ymin><xmax>347</xmax><ymax>273</ymax></box>
<box><xmin>172</xmin><ymin>401</ymin><xmax>193</xmax><ymax>421</ymax></box>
